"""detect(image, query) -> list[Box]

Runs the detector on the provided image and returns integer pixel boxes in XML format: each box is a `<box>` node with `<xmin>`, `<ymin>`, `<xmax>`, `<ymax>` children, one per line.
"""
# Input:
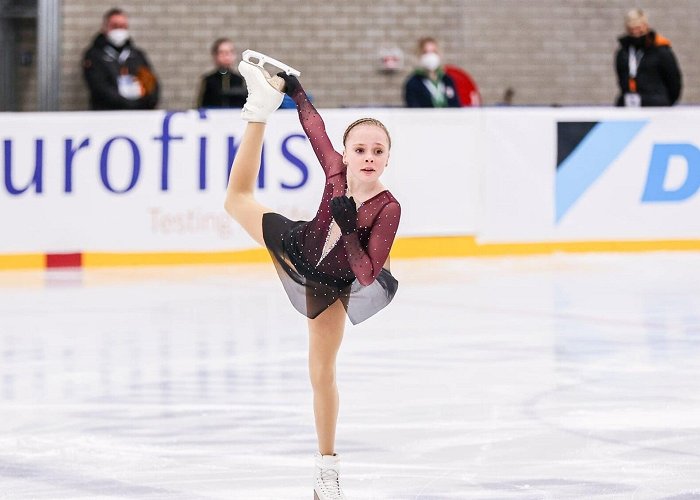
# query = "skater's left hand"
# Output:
<box><xmin>331</xmin><ymin>195</ymin><xmax>358</xmax><ymax>235</ymax></box>
<box><xmin>276</xmin><ymin>72</ymin><xmax>300</xmax><ymax>97</ymax></box>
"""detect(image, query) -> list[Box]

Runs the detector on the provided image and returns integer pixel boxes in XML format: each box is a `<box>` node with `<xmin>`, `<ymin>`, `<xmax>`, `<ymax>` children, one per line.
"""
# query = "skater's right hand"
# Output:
<box><xmin>276</xmin><ymin>72</ymin><xmax>300</xmax><ymax>97</ymax></box>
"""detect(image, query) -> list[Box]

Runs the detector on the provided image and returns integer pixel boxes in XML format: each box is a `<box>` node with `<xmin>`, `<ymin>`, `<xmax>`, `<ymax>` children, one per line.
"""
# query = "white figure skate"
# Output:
<box><xmin>241</xmin><ymin>49</ymin><xmax>301</xmax><ymax>77</ymax></box>
<box><xmin>238</xmin><ymin>50</ymin><xmax>300</xmax><ymax>122</ymax></box>
<box><xmin>313</xmin><ymin>453</ymin><xmax>347</xmax><ymax>500</ymax></box>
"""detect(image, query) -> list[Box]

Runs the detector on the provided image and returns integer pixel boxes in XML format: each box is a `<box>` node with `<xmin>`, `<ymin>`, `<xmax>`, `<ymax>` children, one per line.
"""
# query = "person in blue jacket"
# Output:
<box><xmin>403</xmin><ymin>37</ymin><xmax>460</xmax><ymax>108</ymax></box>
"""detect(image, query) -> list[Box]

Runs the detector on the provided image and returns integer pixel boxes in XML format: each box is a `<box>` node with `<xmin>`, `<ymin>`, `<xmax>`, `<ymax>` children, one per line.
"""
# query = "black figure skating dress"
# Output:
<box><xmin>262</xmin><ymin>85</ymin><xmax>401</xmax><ymax>325</ymax></box>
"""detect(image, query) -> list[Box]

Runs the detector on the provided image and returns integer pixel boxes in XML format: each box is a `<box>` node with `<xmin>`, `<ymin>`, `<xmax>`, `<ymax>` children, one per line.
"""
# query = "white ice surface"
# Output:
<box><xmin>1</xmin><ymin>253</ymin><xmax>700</xmax><ymax>499</ymax></box>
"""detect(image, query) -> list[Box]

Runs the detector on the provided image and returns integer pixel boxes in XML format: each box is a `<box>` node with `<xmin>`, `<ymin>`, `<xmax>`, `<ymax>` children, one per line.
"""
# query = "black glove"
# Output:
<box><xmin>276</xmin><ymin>72</ymin><xmax>300</xmax><ymax>97</ymax></box>
<box><xmin>330</xmin><ymin>195</ymin><xmax>358</xmax><ymax>235</ymax></box>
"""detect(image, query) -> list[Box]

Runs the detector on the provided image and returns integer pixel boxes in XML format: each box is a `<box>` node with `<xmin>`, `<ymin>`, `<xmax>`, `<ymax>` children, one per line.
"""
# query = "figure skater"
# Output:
<box><xmin>224</xmin><ymin>53</ymin><xmax>401</xmax><ymax>500</ymax></box>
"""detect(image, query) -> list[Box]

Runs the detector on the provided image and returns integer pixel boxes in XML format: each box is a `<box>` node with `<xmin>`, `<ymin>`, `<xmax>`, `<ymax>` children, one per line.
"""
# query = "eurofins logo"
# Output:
<box><xmin>555</xmin><ymin>121</ymin><xmax>647</xmax><ymax>222</ymax></box>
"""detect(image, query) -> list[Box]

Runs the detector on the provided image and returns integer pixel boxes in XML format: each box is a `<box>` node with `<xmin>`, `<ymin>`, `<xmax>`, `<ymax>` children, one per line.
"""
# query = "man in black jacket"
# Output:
<box><xmin>82</xmin><ymin>8</ymin><xmax>160</xmax><ymax>110</ymax></box>
<box><xmin>615</xmin><ymin>8</ymin><xmax>682</xmax><ymax>107</ymax></box>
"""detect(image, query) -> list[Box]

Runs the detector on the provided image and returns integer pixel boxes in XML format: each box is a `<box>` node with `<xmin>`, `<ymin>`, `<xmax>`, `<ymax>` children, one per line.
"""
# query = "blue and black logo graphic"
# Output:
<box><xmin>556</xmin><ymin>121</ymin><xmax>647</xmax><ymax>222</ymax></box>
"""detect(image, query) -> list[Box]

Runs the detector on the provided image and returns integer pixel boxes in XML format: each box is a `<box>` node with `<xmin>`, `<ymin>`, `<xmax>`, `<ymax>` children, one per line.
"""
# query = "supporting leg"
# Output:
<box><xmin>308</xmin><ymin>299</ymin><xmax>346</xmax><ymax>455</ymax></box>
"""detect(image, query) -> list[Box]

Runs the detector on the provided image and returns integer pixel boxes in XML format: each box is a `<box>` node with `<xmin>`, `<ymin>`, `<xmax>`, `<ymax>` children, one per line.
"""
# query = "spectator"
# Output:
<box><xmin>497</xmin><ymin>87</ymin><xmax>515</xmax><ymax>106</ymax></box>
<box><xmin>197</xmin><ymin>38</ymin><xmax>247</xmax><ymax>108</ymax></box>
<box><xmin>82</xmin><ymin>7</ymin><xmax>159</xmax><ymax>110</ymax></box>
<box><xmin>443</xmin><ymin>64</ymin><xmax>481</xmax><ymax>107</ymax></box>
<box><xmin>403</xmin><ymin>37</ymin><xmax>460</xmax><ymax>108</ymax></box>
<box><xmin>615</xmin><ymin>8</ymin><xmax>682</xmax><ymax>107</ymax></box>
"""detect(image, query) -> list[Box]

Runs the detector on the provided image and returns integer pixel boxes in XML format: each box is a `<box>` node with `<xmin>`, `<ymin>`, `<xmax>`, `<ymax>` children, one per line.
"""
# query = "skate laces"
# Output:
<box><xmin>242</xmin><ymin>62</ymin><xmax>276</xmax><ymax>92</ymax></box>
<box><xmin>318</xmin><ymin>467</ymin><xmax>342</xmax><ymax>497</ymax></box>
<box><xmin>239</xmin><ymin>61</ymin><xmax>283</xmax><ymax>122</ymax></box>
<box><xmin>244</xmin><ymin>64</ymin><xmax>262</xmax><ymax>97</ymax></box>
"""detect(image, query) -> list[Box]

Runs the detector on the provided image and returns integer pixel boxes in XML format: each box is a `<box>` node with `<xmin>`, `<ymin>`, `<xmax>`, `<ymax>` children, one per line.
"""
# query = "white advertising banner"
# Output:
<box><xmin>2</xmin><ymin>106</ymin><xmax>700</xmax><ymax>256</ymax></box>
<box><xmin>0</xmin><ymin>108</ymin><xmax>480</xmax><ymax>254</ymax></box>
<box><xmin>478</xmin><ymin>107</ymin><xmax>700</xmax><ymax>242</ymax></box>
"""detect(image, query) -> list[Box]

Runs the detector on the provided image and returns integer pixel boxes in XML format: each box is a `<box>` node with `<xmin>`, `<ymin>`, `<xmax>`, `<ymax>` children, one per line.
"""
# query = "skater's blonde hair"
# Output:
<box><xmin>342</xmin><ymin>118</ymin><xmax>392</xmax><ymax>149</ymax></box>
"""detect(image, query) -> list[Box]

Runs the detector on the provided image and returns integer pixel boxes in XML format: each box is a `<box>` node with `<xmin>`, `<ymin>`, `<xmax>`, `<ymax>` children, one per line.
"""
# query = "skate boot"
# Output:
<box><xmin>237</xmin><ymin>53</ymin><xmax>286</xmax><ymax>123</ymax></box>
<box><xmin>313</xmin><ymin>453</ymin><xmax>347</xmax><ymax>500</ymax></box>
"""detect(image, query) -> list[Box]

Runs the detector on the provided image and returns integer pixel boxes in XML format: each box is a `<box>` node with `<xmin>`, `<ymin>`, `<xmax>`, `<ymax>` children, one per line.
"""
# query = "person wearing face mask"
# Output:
<box><xmin>403</xmin><ymin>37</ymin><xmax>460</xmax><ymax>108</ymax></box>
<box><xmin>196</xmin><ymin>38</ymin><xmax>247</xmax><ymax>108</ymax></box>
<box><xmin>614</xmin><ymin>8</ymin><xmax>682</xmax><ymax>107</ymax></box>
<box><xmin>82</xmin><ymin>7</ymin><xmax>160</xmax><ymax>110</ymax></box>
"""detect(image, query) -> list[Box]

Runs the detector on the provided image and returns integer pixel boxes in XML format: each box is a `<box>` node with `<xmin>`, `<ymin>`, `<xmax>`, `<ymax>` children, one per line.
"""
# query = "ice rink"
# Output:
<box><xmin>1</xmin><ymin>252</ymin><xmax>700</xmax><ymax>499</ymax></box>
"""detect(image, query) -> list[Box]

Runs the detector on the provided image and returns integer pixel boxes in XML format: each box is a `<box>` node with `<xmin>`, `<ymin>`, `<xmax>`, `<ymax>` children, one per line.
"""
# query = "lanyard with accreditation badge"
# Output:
<box><xmin>625</xmin><ymin>47</ymin><xmax>643</xmax><ymax>107</ymax></box>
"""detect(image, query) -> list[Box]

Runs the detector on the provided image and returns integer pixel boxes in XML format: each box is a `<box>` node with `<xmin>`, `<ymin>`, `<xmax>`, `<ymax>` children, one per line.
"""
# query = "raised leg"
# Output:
<box><xmin>223</xmin><ymin>123</ymin><xmax>269</xmax><ymax>246</ymax></box>
<box><xmin>223</xmin><ymin>58</ymin><xmax>286</xmax><ymax>245</ymax></box>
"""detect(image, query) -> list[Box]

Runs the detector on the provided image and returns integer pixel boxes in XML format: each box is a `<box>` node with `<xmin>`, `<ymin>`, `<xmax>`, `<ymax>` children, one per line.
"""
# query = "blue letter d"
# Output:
<box><xmin>642</xmin><ymin>144</ymin><xmax>700</xmax><ymax>202</ymax></box>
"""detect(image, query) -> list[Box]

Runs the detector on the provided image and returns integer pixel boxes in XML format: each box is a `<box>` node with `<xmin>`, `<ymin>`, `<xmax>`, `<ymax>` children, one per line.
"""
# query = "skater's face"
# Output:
<box><xmin>343</xmin><ymin>124</ymin><xmax>390</xmax><ymax>183</ymax></box>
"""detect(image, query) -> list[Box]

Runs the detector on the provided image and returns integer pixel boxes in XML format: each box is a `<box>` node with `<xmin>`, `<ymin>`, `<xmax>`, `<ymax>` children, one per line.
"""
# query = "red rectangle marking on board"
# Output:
<box><xmin>46</xmin><ymin>253</ymin><xmax>83</xmax><ymax>268</ymax></box>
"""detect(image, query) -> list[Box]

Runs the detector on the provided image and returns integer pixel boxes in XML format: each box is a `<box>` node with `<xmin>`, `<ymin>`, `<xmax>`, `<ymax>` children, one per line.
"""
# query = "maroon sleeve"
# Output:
<box><xmin>341</xmin><ymin>201</ymin><xmax>401</xmax><ymax>286</ymax></box>
<box><xmin>290</xmin><ymin>86</ymin><xmax>344</xmax><ymax>179</ymax></box>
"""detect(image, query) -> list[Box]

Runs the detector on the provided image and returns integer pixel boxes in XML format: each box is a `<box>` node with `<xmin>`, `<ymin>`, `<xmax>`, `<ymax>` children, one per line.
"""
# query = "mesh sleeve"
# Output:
<box><xmin>341</xmin><ymin>201</ymin><xmax>401</xmax><ymax>286</ymax></box>
<box><xmin>290</xmin><ymin>86</ymin><xmax>343</xmax><ymax>178</ymax></box>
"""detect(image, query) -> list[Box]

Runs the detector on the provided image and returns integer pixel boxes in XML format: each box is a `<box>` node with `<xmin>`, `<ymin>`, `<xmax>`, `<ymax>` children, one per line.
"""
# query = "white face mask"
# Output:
<box><xmin>107</xmin><ymin>29</ymin><xmax>130</xmax><ymax>48</ymax></box>
<box><xmin>420</xmin><ymin>52</ymin><xmax>441</xmax><ymax>72</ymax></box>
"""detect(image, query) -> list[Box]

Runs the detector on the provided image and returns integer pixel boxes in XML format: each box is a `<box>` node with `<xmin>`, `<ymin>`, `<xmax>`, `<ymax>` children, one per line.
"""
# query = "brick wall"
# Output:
<box><xmin>58</xmin><ymin>0</ymin><xmax>699</xmax><ymax>110</ymax></box>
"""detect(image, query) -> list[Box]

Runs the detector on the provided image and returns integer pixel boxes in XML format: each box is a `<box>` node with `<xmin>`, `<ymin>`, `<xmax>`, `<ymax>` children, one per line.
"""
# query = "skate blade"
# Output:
<box><xmin>242</xmin><ymin>49</ymin><xmax>301</xmax><ymax>77</ymax></box>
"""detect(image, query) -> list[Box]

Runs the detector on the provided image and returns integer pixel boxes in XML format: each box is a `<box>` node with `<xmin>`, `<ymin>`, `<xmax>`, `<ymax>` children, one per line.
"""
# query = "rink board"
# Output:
<box><xmin>1</xmin><ymin>107</ymin><xmax>700</xmax><ymax>268</ymax></box>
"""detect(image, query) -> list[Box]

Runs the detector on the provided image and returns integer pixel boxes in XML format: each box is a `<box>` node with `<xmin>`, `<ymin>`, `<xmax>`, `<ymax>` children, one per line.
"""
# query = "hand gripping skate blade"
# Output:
<box><xmin>242</xmin><ymin>49</ymin><xmax>301</xmax><ymax>77</ymax></box>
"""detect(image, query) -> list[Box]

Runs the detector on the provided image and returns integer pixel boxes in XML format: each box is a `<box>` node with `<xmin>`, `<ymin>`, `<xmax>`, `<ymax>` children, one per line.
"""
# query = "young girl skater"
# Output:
<box><xmin>224</xmin><ymin>54</ymin><xmax>401</xmax><ymax>500</ymax></box>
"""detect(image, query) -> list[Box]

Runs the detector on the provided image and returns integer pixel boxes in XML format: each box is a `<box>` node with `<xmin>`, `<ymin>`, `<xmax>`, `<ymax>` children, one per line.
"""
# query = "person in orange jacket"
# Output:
<box><xmin>615</xmin><ymin>8</ymin><xmax>682</xmax><ymax>107</ymax></box>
